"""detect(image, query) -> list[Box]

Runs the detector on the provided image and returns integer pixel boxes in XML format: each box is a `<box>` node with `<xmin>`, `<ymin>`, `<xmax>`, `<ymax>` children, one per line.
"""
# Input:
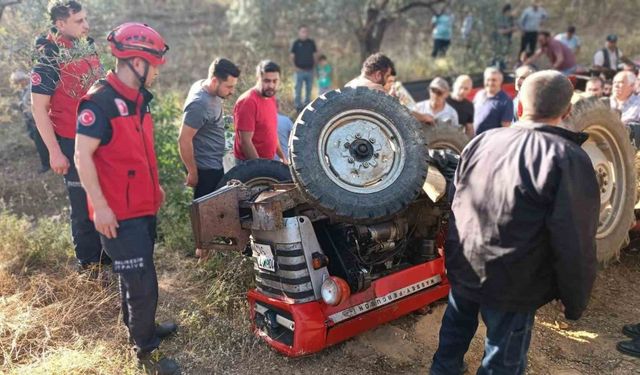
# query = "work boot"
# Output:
<box><xmin>622</xmin><ymin>323</ymin><xmax>640</xmax><ymax>339</ymax></box>
<box><xmin>156</xmin><ymin>321</ymin><xmax>178</xmax><ymax>340</ymax></box>
<box><xmin>139</xmin><ymin>350</ymin><xmax>180</xmax><ymax>375</ymax></box>
<box><xmin>616</xmin><ymin>338</ymin><xmax>640</xmax><ymax>358</ymax></box>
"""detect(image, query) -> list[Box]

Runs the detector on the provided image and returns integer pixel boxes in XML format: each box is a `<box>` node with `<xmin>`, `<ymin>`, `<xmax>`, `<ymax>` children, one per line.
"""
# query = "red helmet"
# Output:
<box><xmin>107</xmin><ymin>23</ymin><xmax>169</xmax><ymax>66</ymax></box>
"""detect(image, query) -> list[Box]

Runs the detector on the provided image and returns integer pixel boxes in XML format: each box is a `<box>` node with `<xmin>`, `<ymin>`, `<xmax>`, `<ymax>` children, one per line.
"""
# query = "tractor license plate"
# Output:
<box><xmin>252</xmin><ymin>242</ymin><xmax>276</xmax><ymax>272</ymax></box>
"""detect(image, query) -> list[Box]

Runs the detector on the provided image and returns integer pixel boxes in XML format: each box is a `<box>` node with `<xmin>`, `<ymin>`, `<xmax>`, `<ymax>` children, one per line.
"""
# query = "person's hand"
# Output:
<box><xmin>420</xmin><ymin>113</ymin><xmax>436</xmax><ymax>125</ymax></box>
<box><xmin>49</xmin><ymin>149</ymin><xmax>70</xmax><ymax>175</ymax></box>
<box><xmin>196</xmin><ymin>248</ymin><xmax>210</xmax><ymax>264</ymax></box>
<box><xmin>281</xmin><ymin>158</ymin><xmax>289</xmax><ymax>166</ymax></box>
<box><xmin>159</xmin><ymin>185</ymin><xmax>165</xmax><ymax>205</ymax></box>
<box><xmin>185</xmin><ymin>171</ymin><xmax>198</xmax><ymax>188</ymax></box>
<box><xmin>93</xmin><ymin>205</ymin><xmax>119</xmax><ymax>239</ymax></box>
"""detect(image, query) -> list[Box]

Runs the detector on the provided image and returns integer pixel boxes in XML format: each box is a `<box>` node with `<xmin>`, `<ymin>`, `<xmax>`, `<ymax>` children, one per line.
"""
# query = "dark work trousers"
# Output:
<box><xmin>194</xmin><ymin>168</ymin><xmax>224</xmax><ymax>199</ymax></box>
<box><xmin>432</xmin><ymin>39</ymin><xmax>451</xmax><ymax>58</ymax></box>
<box><xmin>430</xmin><ymin>291</ymin><xmax>535</xmax><ymax>375</ymax></box>
<box><xmin>25</xmin><ymin>117</ymin><xmax>49</xmax><ymax>170</ymax></box>
<box><xmin>58</xmin><ymin>136</ymin><xmax>109</xmax><ymax>266</ymax></box>
<box><xmin>100</xmin><ymin>216</ymin><xmax>160</xmax><ymax>357</ymax></box>
<box><xmin>520</xmin><ymin>31</ymin><xmax>538</xmax><ymax>56</ymax></box>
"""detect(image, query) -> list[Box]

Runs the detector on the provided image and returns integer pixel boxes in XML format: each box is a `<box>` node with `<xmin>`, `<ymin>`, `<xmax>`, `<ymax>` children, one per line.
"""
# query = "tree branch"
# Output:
<box><xmin>395</xmin><ymin>0</ymin><xmax>445</xmax><ymax>15</ymax></box>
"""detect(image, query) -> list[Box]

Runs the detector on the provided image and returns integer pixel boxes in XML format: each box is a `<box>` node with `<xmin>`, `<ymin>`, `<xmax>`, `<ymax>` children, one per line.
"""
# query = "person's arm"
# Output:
<box><xmin>178</xmin><ymin>124</ymin><xmax>199</xmax><ymax>187</ymax></box>
<box><xmin>238</xmin><ymin>131</ymin><xmax>259</xmax><ymax>159</ymax></box>
<box><xmin>523</xmin><ymin>48</ymin><xmax>543</xmax><ymax>65</ymax></box>
<box><xmin>75</xmin><ymin>133</ymin><xmax>118</xmax><ymax>238</ymax></box>
<box><xmin>548</xmin><ymin>154</ymin><xmax>599</xmax><ymax>320</ymax></box>
<box><xmin>275</xmin><ymin>140</ymin><xmax>287</xmax><ymax>164</ymax></box>
<box><xmin>412</xmin><ymin>111</ymin><xmax>435</xmax><ymax>125</ymax></box>
<box><xmin>31</xmin><ymin>93</ymin><xmax>68</xmax><ymax>174</ymax></box>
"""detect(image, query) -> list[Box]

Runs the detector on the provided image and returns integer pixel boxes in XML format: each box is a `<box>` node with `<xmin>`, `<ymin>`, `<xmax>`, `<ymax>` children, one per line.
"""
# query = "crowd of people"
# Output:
<box><xmin>7</xmin><ymin>1</ymin><xmax>640</xmax><ymax>374</ymax></box>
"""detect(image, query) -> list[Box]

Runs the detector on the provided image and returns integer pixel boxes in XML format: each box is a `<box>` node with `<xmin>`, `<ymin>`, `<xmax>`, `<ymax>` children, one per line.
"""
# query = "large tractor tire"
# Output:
<box><xmin>423</xmin><ymin>124</ymin><xmax>471</xmax><ymax>155</ymax></box>
<box><xmin>568</xmin><ymin>100</ymin><xmax>637</xmax><ymax>263</ymax></box>
<box><xmin>290</xmin><ymin>87</ymin><xmax>429</xmax><ymax>223</ymax></box>
<box><xmin>216</xmin><ymin>159</ymin><xmax>292</xmax><ymax>190</ymax></box>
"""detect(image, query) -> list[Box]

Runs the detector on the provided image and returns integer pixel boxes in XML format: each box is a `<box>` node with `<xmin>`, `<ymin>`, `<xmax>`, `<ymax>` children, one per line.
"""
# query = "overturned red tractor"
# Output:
<box><xmin>191</xmin><ymin>87</ymin><xmax>635</xmax><ymax>356</ymax></box>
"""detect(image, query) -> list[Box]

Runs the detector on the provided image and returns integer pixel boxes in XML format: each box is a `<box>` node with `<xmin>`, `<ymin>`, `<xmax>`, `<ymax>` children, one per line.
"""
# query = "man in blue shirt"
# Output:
<box><xmin>473</xmin><ymin>67</ymin><xmax>513</xmax><ymax>136</ymax></box>
<box><xmin>431</xmin><ymin>8</ymin><xmax>454</xmax><ymax>58</ymax></box>
<box><xmin>274</xmin><ymin>113</ymin><xmax>294</xmax><ymax>161</ymax></box>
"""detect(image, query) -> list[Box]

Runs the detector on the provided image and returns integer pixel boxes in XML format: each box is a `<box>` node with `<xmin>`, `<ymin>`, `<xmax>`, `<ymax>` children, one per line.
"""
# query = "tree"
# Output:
<box><xmin>354</xmin><ymin>0</ymin><xmax>447</xmax><ymax>61</ymax></box>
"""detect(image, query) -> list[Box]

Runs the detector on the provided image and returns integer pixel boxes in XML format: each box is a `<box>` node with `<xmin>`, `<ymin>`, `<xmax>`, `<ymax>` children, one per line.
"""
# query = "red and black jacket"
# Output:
<box><xmin>80</xmin><ymin>72</ymin><xmax>162</xmax><ymax>221</ymax></box>
<box><xmin>31</xmin><ymin>28</ymin><xmax>103</xmax><ymax>139</ymax></box>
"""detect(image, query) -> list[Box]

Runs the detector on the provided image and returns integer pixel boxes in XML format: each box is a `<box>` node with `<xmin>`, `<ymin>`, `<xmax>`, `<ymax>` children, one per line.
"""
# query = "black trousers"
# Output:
<box><xmin>520</xmin><ymin>31</ymin><xmax>538</xmax><ymax>56</ymax></box>
<box><xmin>193</xmin><ymin>168</ymin><xmax>224</xmax><ymax>199</ymax></box>
<box><xmin>100</xmin><ymin>216</ymin><xmax>160</xmax><ymax>357</ymax></box>
<box><xmin>58</xmin><ymin>136</ymin><xmax>109</xmax><ymax>266</ymax></box>
<box><xmin>432</xmin><ymin>39</ymin><xmax>451</xmax><ymax>58</ymax></box>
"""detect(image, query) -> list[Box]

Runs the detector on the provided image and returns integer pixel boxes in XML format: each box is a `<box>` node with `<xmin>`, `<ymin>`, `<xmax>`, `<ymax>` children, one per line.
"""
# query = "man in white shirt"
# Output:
<box><xmin>555</xmin><ymin>25</ymin><xmax>581</xmax><ymax>55</ymax></box>
<box><xmin>593</xmin><ymin>34</ymin><xmax>623</xmax><ymax>75</ymax></box>
<box><xmin>411</xmin><ymin>77</ymin><xmax>459</xmax><ymax>127</ymax></box>
<box><xmin>610</xmin><ymin>71</ymin><xmax>640</xmax><ymax>125</ymax></box>
<box><xmin>518</xmin><ymin>2</ymin><xmax>548</xmax><ymax>55</ymax></box>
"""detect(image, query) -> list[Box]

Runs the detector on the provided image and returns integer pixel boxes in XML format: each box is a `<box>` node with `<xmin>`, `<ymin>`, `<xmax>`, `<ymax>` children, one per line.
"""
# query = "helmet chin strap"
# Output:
<box><xmin>124</xmin><ymin>58</ymin><xmax>150</xmax><ymax>90</ymax></box>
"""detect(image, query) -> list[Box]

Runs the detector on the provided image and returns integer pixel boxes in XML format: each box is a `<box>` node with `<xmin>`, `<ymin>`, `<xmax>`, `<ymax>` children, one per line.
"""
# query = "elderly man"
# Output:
<box><xmin>430</xmin><ymin>70</ymin><xmax>599</xmax><ymax>375</ymax></box>
<box><xmin>412</xmin><ymin>77</ymin><xmax>459</xmax><ymax>127</ymax></box>
<box><xmin>610</xmin><ymin>71</ymin><xmax>640</xmax><ymax>124</ymax></box>
<box><xmin>447</xmin><ymin>75</ymin><xmax>474</xmax><ymax>136</ymax></box>
<box><xmin>513</xmin><ymin>65</ymin><xmax>536</xmax><ymax>122</ymax></box>
<box><xmin>345</xmin><ymin>53</ymin><xmax>395</xmax><ymax>92</ymax></box>
<box><xmin>473</xmin><ymin>67</ymin><xmax>513</xmax><ymax>136</ymax></box>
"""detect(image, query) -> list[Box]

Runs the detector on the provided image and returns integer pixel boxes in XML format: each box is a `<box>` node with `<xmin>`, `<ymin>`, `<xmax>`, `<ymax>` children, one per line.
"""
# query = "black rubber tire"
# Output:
<box><xmin>568</xmin><ymin>100</ymin><xmax>637</xmax><ymax>263</ymax></box>
<box><xmin>290</xmin><ymin>87</ymin><xmax>428</xmax><ymax>223</ymax></box>
<box><xmin>216</xmin><ymin>159</ymin><xmax>292</xmax><ymax>189</ymax></box>
<box><xmin>423</xmin><ymin>125</ymin><xmax>471</xmax><ymax>154</ymax></box>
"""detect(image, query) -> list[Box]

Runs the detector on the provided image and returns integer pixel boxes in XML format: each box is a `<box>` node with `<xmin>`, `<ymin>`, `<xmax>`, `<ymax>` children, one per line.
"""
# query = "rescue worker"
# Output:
<box><xmin>74</xmin><ymin>23</ymin><xmax>178</xmax><ymax>374</ymax></box>
<box><xmin>30</xmin><ymin>1</ymin><xmax>108</xmax><ymax>271</ymax></box>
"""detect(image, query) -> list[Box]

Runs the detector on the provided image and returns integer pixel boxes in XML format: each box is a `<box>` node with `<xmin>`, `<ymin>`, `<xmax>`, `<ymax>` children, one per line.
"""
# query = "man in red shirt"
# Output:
<box><xmin>31</xmin><ymin>1</ymin><xmax>106</xmax><ymax>271</ymax></box>
<box><xmin>233</xmin><ymin>60</ymin><xmax>287</xmax><ymax>164</ymax></box>
<box><xmin>524</xmin><ymin>31</ymin><xmax>577</xmax><ymax>75</ymax></box>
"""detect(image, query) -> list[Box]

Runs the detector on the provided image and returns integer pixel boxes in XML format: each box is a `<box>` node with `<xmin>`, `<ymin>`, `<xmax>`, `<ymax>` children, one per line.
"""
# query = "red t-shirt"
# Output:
<box><xmin>233</xmin><ymin>88</ymin><xmax>278</xmax><ymax>160</ymax></box>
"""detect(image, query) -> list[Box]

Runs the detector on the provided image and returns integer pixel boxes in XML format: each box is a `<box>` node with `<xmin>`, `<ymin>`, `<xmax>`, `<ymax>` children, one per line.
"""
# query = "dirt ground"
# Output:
<box><xmin>2</xmin><ymin>120</ymin><xmax>640</xmax><ymax>375</ymax></box>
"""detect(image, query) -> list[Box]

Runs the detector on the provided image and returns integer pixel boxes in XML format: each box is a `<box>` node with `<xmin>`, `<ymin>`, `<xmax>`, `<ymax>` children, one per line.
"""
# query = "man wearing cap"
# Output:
<box><xmin>430</xmin><ymin>70</ymin><xmax>599</xmax><ymax>375</ymax></box>
<box><xmin>74</xmin><ymin>23</ymin><xmax>179</xmax><ymax>374</ymax></box>
<box><xmin>31</xmin><ymin>1</ymin><xmax>107</xmax><ymax>272</ymax></box>
<box><xmin>472</xmin><ymin>67</ymin><xmax>513</xmax><ymax>136</ymax></box>
<box><xmin>411</xmin><ymin>77</ymin><xmax>459</xmax><ymax>127</ymax></box>
<box><xmin>593</xmin><ymin>35</ymin><xmax>623</xmax><ymax>75</ymax></box>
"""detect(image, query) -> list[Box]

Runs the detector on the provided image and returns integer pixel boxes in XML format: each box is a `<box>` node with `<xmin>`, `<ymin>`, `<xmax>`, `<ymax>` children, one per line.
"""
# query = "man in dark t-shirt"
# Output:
<box><xmin>473</xmin><ymin>67</ymin><xmax>513</xmax><ymax>136</ymax></box>
<box><xmin>290</xmin><ymin>25</ymin><xmax>317</xmax><ymax>111</ymax></box>
<box><xmin>447</xmin><ymin>74</ymin><xmax>474</xmax><ymax>137</ymax></box>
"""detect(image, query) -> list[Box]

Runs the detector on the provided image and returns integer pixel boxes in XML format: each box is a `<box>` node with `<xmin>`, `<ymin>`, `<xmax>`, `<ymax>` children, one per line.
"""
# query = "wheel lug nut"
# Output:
<box><xmin>348</xmin><ymin>157</ymin><xmax>354</xmax><ymax>163</ymax></box>
<box><xmin>344</xmin><ymin>142</ymin><xmax>350</xmax><ymax>148</ymax></box>
<box><xmin>355</xmin><ymin>133</ymin><xmax>361</xmax><ymax>138</ymax></box>
<box><xmin>363</xmin><ymin>162</ymin><xmax>369</xmax><ymax>168</ymax></box>
<box><xmin>369</xmin><ymin>138</ymin><xmax>376</xmax><ymax>144</ymax></box>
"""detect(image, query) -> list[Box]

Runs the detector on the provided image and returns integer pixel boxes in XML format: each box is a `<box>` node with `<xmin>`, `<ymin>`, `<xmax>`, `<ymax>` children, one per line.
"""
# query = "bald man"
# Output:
<box><xmin>430</xmin><ymin>70</ymin><xmax>599</xmax><ymax>375</ymax></box>
<box><xmin>610</xmin><ymin>71</ymin><xmax>640</xmax><ymax>124</ymax></box>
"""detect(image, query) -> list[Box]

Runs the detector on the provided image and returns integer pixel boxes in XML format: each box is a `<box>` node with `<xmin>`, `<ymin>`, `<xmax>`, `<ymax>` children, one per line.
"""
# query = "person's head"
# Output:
<box><xmin>255</xmin><ymin>60</ymin><xmax>281</xmax><ymax>97</ymax></box>
<box><xmin>567</xmin><ymin>25</ymin><xmax>576</xmax><ymax>36</ymax></box>
<box><xmin>48</xmin><ymin>1</ymin><xmax>88</xmax><ymax>39</ymax></box>
<box><xmin>207</xmin><ymin>58</ymin><xmax>240</xmax><ymax>99</ymax></box>
<box><xmin>318</xmin><ymin>54</ymin><xmax>327</xmax><ymax>66</ymax></box>
<box><xmin>452</xmin><ymin>75</ymin><xmax>472</xmax><ymax>100</ymax></box>
<box><xmin>428</xmin><ymin>77</ymin><xmax>450</xmax><ymax>107</ymax></box>
<box><xmin>585</xmin><ymin>77</ymin><xmax>603</xmax><ymax>98</ymax></box>
<box><xmin>502</xmin><ymin>4</ymin><xmax>512</xmax><ymax>14</ymax></box>
<box><xmin>484</xmin><ymin>67</ymin><xmax>503</xmax><ymax>95</ymax></box>
<box><xmin>606</xmin><ymin>34</ymin><xmax>618</xmax><ymax>50</ymax></box>
<box><xmin>515</xmin><ymin>65</ymin><xmax>536</xmax><ymax>92</ymax></box>
<box><xmin>532</xmin><ymin>1</ymin><xmax>539</xmax><ymax>10</ymax></box>
<box><xmin>519</xmin><ymin>70</ymin><xmax>574</xmax><ymax>124</ymax></box>
<box><xmin>108</xmin><ymin>23</ymin><xmax>169</xmax><ymax>88</ymax></box>
<box><xmin>603</xmin><ymin>80</ymin><xmax>613</xmax><ymax>97</ymax></box>
<box><xmin>10</xmin><ymin>70</ymin><xmax>29</xmax><ymax>88</ymax></box>
<box><xmin>298</xmin><ymin>25</ymin><xmax>309</xmax><ymax>40</ymax></box>
<box><xmin>383</xmin><ymin>66</ymin><xmax>397</xmax><ymax>94</ymax></box>
<box><xmin>537</xmin><ymin>31</ymin><xmax>551</xmax><ymax>48</ymax></box>
<box><xmin>361</xmin><ymin>53</ymin><xmax>395</xmax><ymax>86</ymax></box>
<box><xmin>612</xmin><ymin>71</ymin><xmax>636</xmax><ymax>101</ymax></box>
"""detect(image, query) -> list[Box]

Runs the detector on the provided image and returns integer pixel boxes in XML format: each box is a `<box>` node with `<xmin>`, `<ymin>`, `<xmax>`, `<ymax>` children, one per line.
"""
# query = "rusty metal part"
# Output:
<box><xmin>190</xmin><ymin>184</ymin><xmax>250</xmax><ymax>251</ymax></box>
<box><xmin>251</xmin><ymin>185</ymin><xmax>306</xmax><ymax>231</ymax></box>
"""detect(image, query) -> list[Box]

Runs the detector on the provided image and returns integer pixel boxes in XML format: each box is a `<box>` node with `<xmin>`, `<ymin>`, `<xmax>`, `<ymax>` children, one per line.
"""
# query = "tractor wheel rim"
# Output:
<box><xmin>317</xmin><ymin>109</ymin><xmax>406</xmax><ymax>193</ymax></box>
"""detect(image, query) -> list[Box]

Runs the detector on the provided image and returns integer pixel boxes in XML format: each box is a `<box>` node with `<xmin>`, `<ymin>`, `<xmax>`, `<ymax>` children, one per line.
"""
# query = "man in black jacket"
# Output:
<box><xmin>430</xmin><ymin>70</ymin><xmax>599</xmax><ymax>375</ymax></box>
